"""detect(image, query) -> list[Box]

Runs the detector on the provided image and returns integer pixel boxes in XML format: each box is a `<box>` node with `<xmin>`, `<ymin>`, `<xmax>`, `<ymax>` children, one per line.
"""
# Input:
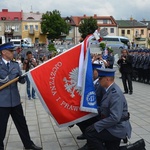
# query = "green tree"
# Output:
<box><xmin>99</xmin><ymin>42</ymin><xmax>106</xmax><ymax>50</ymax></box>
<box><xmin>41</xmin><ymin>10</ymin><xmax>70</xmax><ymax>40</ymax></box>
<box><xmin>48</xmin><ymin>43</ymin><xmax>57</xmax><ymax>52</ymax></box>
<box><xmin>78</xmin><ymin>17</ymin><xmax>98</xmax><ymax>40</ymax></box>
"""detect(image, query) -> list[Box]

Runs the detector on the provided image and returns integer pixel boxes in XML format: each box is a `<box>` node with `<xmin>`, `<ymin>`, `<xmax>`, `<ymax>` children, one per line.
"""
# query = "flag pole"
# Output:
<box><xmin>0</xmin><ymin>72</ymin><xmax>28</xmax><ymax>90</ymax></box>
<box><xmin>0</xmin><ymin>56</ymin><xmax>50</xmax><ymax>91</ymax></box>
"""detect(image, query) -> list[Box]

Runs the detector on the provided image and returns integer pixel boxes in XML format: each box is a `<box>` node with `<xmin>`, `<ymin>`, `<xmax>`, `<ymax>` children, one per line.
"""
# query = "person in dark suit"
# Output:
<box><xmin>117</xmin><ymin>49</ymin><xmax>133</xmax><ymax>95</ymax></box>
<box><xmin>0</xmin><ymin>42</ymin><xmax>42</xmax><ymax>150</ymax></box>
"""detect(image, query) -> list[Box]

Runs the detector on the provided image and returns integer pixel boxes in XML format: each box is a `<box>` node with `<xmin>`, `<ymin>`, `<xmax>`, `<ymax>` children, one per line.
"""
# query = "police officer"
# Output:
<box><xmin>135</xmin><ymin>49</ymin><xmax>142</xmax><ymax>82</ymax></box>
<box><xmin>147</xmin><ymin>49</ymin><xmax>150</xmax><ymax>84</ymax></box>
<box><xmin>78</xmin><ymin>68</ymin><xmax>132</xmax><ymax>150</ymax></box>
<box><xmin>0</xmin><ymin>42</ymin><xmax>42</xmax><ymax>150</ymax></box>
<box><xmin>143</xmin><ymin>49</ymin><xmax>149</xmax><ymax>83</ymax></box>
<box><xmin>131</xmin><ymin>50</ymin><xmax>138</xmax><ymax>81</ymax></box>
<box><xmin>138</xmin><ymin>50</ymin><xmax>146</xmax><ymax>82</ymax></box>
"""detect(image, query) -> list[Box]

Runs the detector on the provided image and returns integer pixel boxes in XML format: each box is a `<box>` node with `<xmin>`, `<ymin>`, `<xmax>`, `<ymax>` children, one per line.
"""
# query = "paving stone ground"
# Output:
<box><xmin>4</xmin><ymin>69</ymin><xmax>150</xmax><ymax>150</ymax></box>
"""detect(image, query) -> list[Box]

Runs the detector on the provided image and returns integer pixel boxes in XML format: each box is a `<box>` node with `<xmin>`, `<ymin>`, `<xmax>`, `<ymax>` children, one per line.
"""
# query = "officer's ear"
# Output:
<box><xmin>1</xmin><ymin>50</ymin><xmax>7</xmax><ymax>55</ymax></box>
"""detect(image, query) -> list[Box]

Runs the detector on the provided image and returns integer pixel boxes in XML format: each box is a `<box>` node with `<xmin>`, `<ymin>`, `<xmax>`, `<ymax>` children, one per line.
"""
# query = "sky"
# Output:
<box><xmin>0</xmin><ymin>0</ymin><xmax>150</xmax><ymax>21</ymax></box>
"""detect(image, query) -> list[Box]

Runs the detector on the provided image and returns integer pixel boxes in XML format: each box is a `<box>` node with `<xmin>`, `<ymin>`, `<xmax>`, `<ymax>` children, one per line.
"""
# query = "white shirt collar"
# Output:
<box><xmin>2</xmin><ymin>58</ymin><xmax>10</xmax><ymax>65</ymax></box>
<box><xmin>105</xmin><ymin>82</ymin><xmax>114</xmax><ymax>92</ymax></box>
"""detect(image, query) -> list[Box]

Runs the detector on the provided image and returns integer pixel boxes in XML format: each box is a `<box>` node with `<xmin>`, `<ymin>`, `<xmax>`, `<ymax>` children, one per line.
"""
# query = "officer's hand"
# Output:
<box><xmin>85</xmin><ymin>124</ymin><xmax>95</xmax><ymax>132</ymax></box>
<box><xmin>24</xmin><ymin>60</ymin><xmax>28</xmax><ymax>64</ymax></box>
<box><xmin>18</xmin><ymin>75</ymin><xmax>25</xmax><ymax>83</ymax></box>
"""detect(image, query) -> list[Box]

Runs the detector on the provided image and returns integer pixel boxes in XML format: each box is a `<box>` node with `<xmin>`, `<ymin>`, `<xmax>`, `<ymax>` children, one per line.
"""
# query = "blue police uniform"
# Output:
<box><xmin>82</xmin><ymin>68</ymin><xmax>132</xmax><ymax>150</ymax></box>
<box><xmin>0</xmin><ymin>42</ymin><xmax>42</xmax><ymax>150</ymax></box>
<box><xmin>0</xmin><ymin>59</ymin><xmax>25</xmax><ymax>107</ymax></box>
<box><xmin>95</xmin><ymin>83</ymin><xmax>131</xmax><ymax>138</ymax></box>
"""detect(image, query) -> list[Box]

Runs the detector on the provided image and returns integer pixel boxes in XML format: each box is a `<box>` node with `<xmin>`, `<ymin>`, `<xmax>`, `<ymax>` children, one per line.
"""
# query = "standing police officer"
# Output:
<box><xmin>0</xmin><ymin>42</ymin><xmax>42</xmax><ymax>150</ymax></box>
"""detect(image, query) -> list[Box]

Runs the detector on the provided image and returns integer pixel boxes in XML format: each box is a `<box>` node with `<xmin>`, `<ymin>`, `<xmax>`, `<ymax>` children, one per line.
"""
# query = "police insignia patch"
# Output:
<box><xmin>111</xmin><ymin>88</ymin><xmax>116</xmax><ymax>93</ymax></box>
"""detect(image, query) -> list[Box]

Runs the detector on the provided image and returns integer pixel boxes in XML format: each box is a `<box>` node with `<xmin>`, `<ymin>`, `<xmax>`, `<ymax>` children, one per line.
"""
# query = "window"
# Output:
<box><xmin>27</xmin><ymin>17</ymin><xmax>34</xmax><ymax>20</ymax></box>
<box><xmin>14</xmin><ymin>17</ymin><xmax>19</xmax><ymax>20</ymax></box>
<box><xmin>110</xmin><ymin>28</ymin><xmax>114</xmax><ymax>33</ymax></box>
<box><xmin>24</xmin><ymin>25</ymin><xmax>28</xmax><ymax>30</ymax></box>
<box><xmin>1</xmin><ymin>17</ymin><xmax>6</xmax><ymax>20</ymax></box>
<box><xmin>14</xmin><ymin>25</ymin><xmax>19</xmax><ymax>32</ymax></box>
<box><xmin>103</xmin><ymin>20</ymin><xmax>107</xmax><ymax>24</ymax></box>
<box><xmin>35</xmin><ymin>25</ymin><xmax>38</xmax><ymax>30</ymax></box>
<box><xmin>5</xmin><ymin>26</ymin><xmax>11</xmax><ymax>31</ymax></box>
<box><xmin>120</xmin><ymin>39</ymin><xmax>129</xmax><ymax>45</ymax></box>
<box><xmin>69</xmin><ymin>27</ymin><xmax>73</xmax><ymax>33</ymax></box>
<box><xmin>65</xmin><ymin>19</ymin><xmax>70</xmax><ymax>23</ymax></box>
<box><xmin>30</xmin><ymin>25</ymin><xmax>34</xmax><ymax>30</ymax></box>
<box><xmin>141</xmin><ymin>29</ymin><xmax>144</xmax><ymax>35</ymax></box>
<box><xmin>121</xmin><ymin>30</ymin><xmax>125</xmax><ymax>35</ymax></box>
<box><xmin>102</xmin><ymin>37</ymin><xmax>119</xmax><ymax>42</ymax></box>
<box><xmin>135</xmin><ymin>30</ymin><xmax>139</xmax><ymax>34</ymax></box>
<box><xmin>127</xmin><ymin>30</ymin><xmax>130</xmax><ymax>34</ymax></box>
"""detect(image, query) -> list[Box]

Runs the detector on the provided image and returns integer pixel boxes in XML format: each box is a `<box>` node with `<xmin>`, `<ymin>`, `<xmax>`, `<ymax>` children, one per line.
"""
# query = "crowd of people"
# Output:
<box><xmin>91</xmin><ymin>49</ymin><xmax>115</xmax><ymax>69</ymax></box>
<box><xmin>129</xmin><ymin>49</ymin><xmax>150</xmax><ymax>84</ymax></box>
<box><xmin>117</xmin><ymin>48</ymin><xmax>150</xmax><ymax>95</ymax></box>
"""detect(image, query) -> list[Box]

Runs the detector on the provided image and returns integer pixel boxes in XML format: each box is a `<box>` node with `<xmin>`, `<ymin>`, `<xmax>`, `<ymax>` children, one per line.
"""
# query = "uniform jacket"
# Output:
<box><xmin>94</xmin><ymin>83</ymin><xmax>132</xmax><ymax>139</ymax></box>
<box><xmin>148</xmin><ymin>55</ymin><xmax>150</xmax><ymax>69</ymax></box>
<box><xmin>143</xmin><ymin>55</ymin><xmax>149</xmax><ymax>70</ymax></box>
<box><xmin>139</xmin><ymin>55</ymin><xmax>145</xmax><ymax>69</ymax></box>
<box><xmin>135</xmin><ymin>54</ymin><xmax>142</xmax><ymax>69</ymax></box>
<box><xmin>132</xmin><ymin>54</ymin><xmax>138</xmax><ymax>68</ymax></box>
<box><xmin>0</xmin><ymin>59</ymin><xmax>25</xmax><ymax>107</ymax></box>
<box><xmin>94</xmin><ymin>79</ymin><xmax>106</xmax><ymax>106</ymax></box>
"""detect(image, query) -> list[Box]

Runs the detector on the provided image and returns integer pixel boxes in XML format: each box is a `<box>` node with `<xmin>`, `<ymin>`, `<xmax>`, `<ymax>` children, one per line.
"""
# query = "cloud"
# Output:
<box><xmin>0</xmin><ymin>0</ymin><xmax>150</xmax><ymax>20</ymax></box>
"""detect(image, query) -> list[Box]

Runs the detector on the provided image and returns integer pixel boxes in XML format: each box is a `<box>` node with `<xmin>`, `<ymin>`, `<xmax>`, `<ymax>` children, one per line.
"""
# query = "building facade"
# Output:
<box><xmin>1</xmin><ymin>9</ymin><xmax>150</xmax><ymax>49</ymax></box>
<box><xmin>71</xmin><ymin>14</ymin><xmax>118</xmax><ymax>44</ymax></box>
<box><xmin>141</xmin><ymin>20</ymin><xmax>150</xmax><ymax>48</ymax></box>
<box><xmin>116</xmin><ymin>19</ymin><xmax>148</xmax><ymax>48</ymax></box>
<box><xmin>22</xmin><ymin>12</ymin><xmax>47</xmax><ymax>45</ymax></box>
<box><xmin>0</xmin><ymin>9</ymin><xmax>22</xmax><ymax>42</ymax></box>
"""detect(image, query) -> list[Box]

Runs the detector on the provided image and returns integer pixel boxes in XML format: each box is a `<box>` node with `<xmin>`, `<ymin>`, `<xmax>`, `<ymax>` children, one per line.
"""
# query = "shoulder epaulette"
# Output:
<box><xmin>11</xmin><ymin>60</ymin><xmax>18</xmax><ymax>63</ymax></box>
<box><xmin>111</xmin><ymin>88</ymin><xmax>117</xmax><ymax>94</ymax></box>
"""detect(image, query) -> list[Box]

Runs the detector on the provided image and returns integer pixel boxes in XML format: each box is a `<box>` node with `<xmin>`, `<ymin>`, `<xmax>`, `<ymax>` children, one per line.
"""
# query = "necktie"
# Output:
<box><xmin>7</xmin><ymin>62</ymin><xmax>10</xmax><ymax>70</ymax></box>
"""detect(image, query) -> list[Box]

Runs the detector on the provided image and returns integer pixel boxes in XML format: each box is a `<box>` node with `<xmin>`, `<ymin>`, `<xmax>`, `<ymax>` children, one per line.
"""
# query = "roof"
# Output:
<box><xmin>23</xmin><ymin>12</ymin><xmax>43</xmax><ymax>21</ymax></box>
<box><xmin>63</xmin><ymin>16</ymin><xmax>76</xmax><ymax>26</ymax></box>
<box><xmin>140</xmin><ymin>21</ymin><xmax>150</xmax><ymax>29</ymax></box>
<box><xmin>0</xmin><ymin>9</ymin><xmax>22</xmax><ymax>21</ymax></box>
<box><xmin>71</xmin><ymin>15</ymin><xmax>117</xmax><ymax>27</ymax></box>
<box><xmin>116</xmin><ymin>20</ymin><xmax>147</xmax><ymax>28</ymax></box>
